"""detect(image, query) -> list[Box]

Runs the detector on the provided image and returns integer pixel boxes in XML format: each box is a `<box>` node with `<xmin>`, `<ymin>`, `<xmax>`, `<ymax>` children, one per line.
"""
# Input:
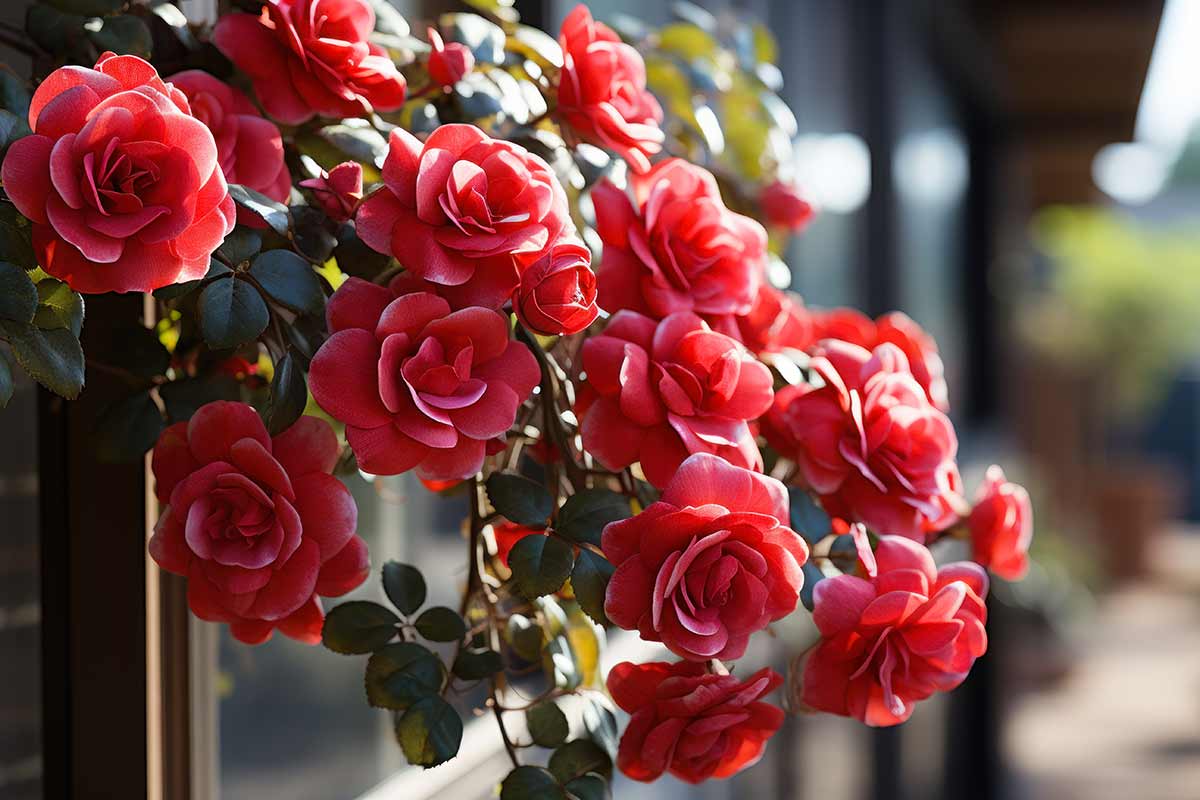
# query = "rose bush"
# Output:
<box><xmin>603</xmin><ymin>453</ymin><xmax>808</xmax><ymax>660</ymax></box>
<box><xmin>579</xmin><ymin>310</ymin><xmax>773</xmax><ymax>488</ymax></box>
<box><xmin>149</xmin><ymin>402</ymin><xmax>368</xmax><ymax>644</ymax></box>
<box><xmin>514</xmin><ymin>239</ymin><xmax>599</xmax><ymax>336</ymax></box>
<box><xmin>968</xmin><ymin>466</ymin><xmax>1033</xmax><ymax>580</ymax></box>
<box><xmin>1</xmin><ymin>53</ymin><xmax>235</xmax><ymax>293</ymax></box>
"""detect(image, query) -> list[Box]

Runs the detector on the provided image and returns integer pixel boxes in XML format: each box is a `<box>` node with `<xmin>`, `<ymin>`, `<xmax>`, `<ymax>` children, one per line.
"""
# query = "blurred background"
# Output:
<box><xmin>4</xmin><ymin>0</ymin><xmax>1200</xmax><ymax>799</ymax></box>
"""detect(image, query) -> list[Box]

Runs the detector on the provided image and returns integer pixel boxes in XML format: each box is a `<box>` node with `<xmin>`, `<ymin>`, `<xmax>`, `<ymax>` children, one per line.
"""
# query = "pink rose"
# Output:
<box><xmin>579</xmin><ymin>310</ymin><xmax>773</xmax><ymax>488</ymax></box>
<box><xmin>592</xmin><ymin>158</ymin><xmax>767</xmax><ymax>320</ymax></box>
<box><xmin>557</xmin><ymin>5</ymin><xmax>664</xmax><ymax>173</ymax></box>
<box><xmin>608</xmin><ymin>660</ymin><xmax>784</xmax><ymax>783</ymax></box>
<box><xmin>300</xmin><ymin>161</ymin><xmax>363</xmax><ymax>223</ymax></box>
<box><xmin>355</xmin><ymin>124</ymin><xmax>572</xmax><ymax>309</ymax></box>
<box><xmin>169</xmin><ymin>70</ymin><xmax>290</xmax><ymax>227</ymax></box>
<box><xmin>709</xmin><ymin>284</ymin><xmax>815</xmax><ymax>356</ymax></box>
<box><xmin>149</xmin><ymin>404</ymin><xmax>368</xmax><ymax>645</ymax></box>
<box><xmin>968</xmin><ymin>465</ymin><xmax>1033</xmax><ymax>580</ymax></box>
<box><xmin>308</xmin><ymin>278</ymin><xmax>540</xmax><ymax>479</ymax></box>
<box><xmin>797</xmin><ymin>536</ymin><xmax>988</xmax><ymax>726</ymax></box>
<box><xmin>514</xmin><ymin>239</ymin><xmax>599</xmax><ymax>336</ymax></box>
<box><xmin>603</xmin><ymin>453</ymin><xmax>809</xmax><ymax>660</ymax></box>
<box><xmin>427</xmin><ymin>27</ymin><xmax>474</xmax><ymax>89</ymax></box>
<box><xmin>760</xmin><ymin>179</ymin><xmax>814</xmax><ymax>231</ymax></box>
<box><xmin>763</xmin><ymin>341</ymin><xmax>962</xmax><ymax>540</ymax></box>
<box><xmin>212</xmin><ymin>0</ymin><xmax>407</xmax><ymax>124</ymax></box>
<box><xmin>1</xmin><ymin>54</ymin><xmax>235</xmax><ymax>294</ymax></box>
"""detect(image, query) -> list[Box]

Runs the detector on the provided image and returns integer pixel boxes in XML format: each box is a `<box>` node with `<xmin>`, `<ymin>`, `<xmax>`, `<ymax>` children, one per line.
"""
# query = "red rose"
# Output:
<box><xmin>149</xmin><ymin>404</ymin><xmax>368</xmax><ymax>645</ymax></box>
<box><xmin>764</xmin><ymin>341</ymin><xmax>962</xmax><ymax>541</ymax></box>
<box><xmin>308</xmin><ymin>278</ymin><xmax>540</xmax><ymax>479</ymax></box>
<box><xmin>607</xmin><ymin>660</ymin><xmax>784</xmax><ymax>783</ymax></box>
<box><xmin>427</xmin><ymin>27</ymin><xmax>475</xmax><ymax>89</ymax></box>
<box><xmin>1</xmin><ymin>54</ymin><xmax>235</xmax><ymax>294</ymax></box>
<box><xmin>797</xmin><ymin>536</ymin><xmax>988</xmax><ymax>726</ymax></box>
<box><xmin>514</xmin><ymin>239</ymin><xmax>599</xmax><ymax>336</ymax></box>
<box><xmin>760</xmin><ymin>179</ymin><xmax>814</xmax><ymax>231</ymax></box>
<box><xmin>592</xmin><ymin>158</ymin><xmax>766</xmax><ymax>320</ymax></box>
<box><xmin>169</xmin><ymin>70</ymin><xmax>289</xmax><ymax>227</ymax></box>
<box><xmin>300</xmin><ymin>161</ymin><xmax>364</xmax><ymax>223</ymax></box>
<box><xmin>968</xmin><ymin>465</ymin><xmax>1032</xmax><ymax>580</ymax></box>
<box><xmin>579</xmin><ymin>311</ymin><xmax>773</xmax><ymax>488</ymax></box>
<box><xmin>603</xmin><ymin>453</ymin><xmax>808</xmax><ymax>660</ymax></box>
<box><xmin>212</xmin><ymin>0</ymin><xmax>406</xmax><ymax>124</ymax></box>
<box><xmin>711</xmin><ymin>284</ymin><xmax>815</xmax><ymax>356</ymax></box>
<box><xmin>356</xmin><ymin>124</ymin><xmax>571</xmax><ymax>309</ymax></box>
<box><xmin>812</xmin><ymin>308</ymin><xmax>949</xmax><ymax>412</ymax></box>
<box><xmin>557</xmin><ymin>5</ymin><xmax>664</xmax><ymax>173</ymax></box>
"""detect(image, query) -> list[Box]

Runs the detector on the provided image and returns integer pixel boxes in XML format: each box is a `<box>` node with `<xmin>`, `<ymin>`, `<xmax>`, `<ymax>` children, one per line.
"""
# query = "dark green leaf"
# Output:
<box><xmin>413</xmin><ymin>606</ymin><xmax>467</xmax><ymax>643</ymax></box>
<box><xmin>321</xmin><ymin>600</ymin><xmax>400</xmax><ymax>654</ymax></box>
<box><xmin>382</xmin><ymin>561</ymin><xmax>426</xmax><ymax>615</ymax></box>
<box><xmin>544</xmin><ymin>634</ymin><xmax>579</xmax><ymax>690</ymax></box>
<box><xmin>108</xmin><ymin>325</ymin><xmax>170</xmax><ymax>380</ymax></box>
<box><xmin>229</xmin><ymin>184</ymin><xmax>290</xmax><ymax>236</ymax></box>
<box><xmin>217</xmin><ymin>228</ymin><xmax>262</xmax><ymax>266</ymax></box>
<box><xmin>249</xmin><ymin>250</ymin><xmax>325</xmax><ymax>316</ymax></box>
<box><xmin>198</xmin><ymin>276</ymin><xmax>269</xmax><ymax>350</ymax></box>
<box><xmin>509</xmin><ymin>535</ymin><xmax>573</xmax><ymax>599</ymax></box>
<box><xmin>365</xmin><ymin>642</ymin><xmax>445</xmax><ymax>710</ymax></box>
<box><xmin>266</xmin><ymin>351</ymin><xmax>307</xmax><ymax>435</ymax></box>
<box><xmin>799</xmin><ymin>560</ymin><xmax>825</xmax><ymax>612</ymax></box>
<box><xmin>580</xmin><ymin>695</ymin><xmax>618</xmax><ymax>758</ymax></box>
<box><xmin>147</xmin><ymin>0</ymin><xmax>197</xmax><ymax>48</ymax></box>
<box><xmin>94</xmin><ymin>391</ymin><xmax>164</xmax><ymax>463</ymax></box>
<box><xmin>153</xmin><ymin>259</ymin><xmax>228</xmax><ymax>301</ymax></box>
<box><xmin>318</xmin><ymin>122</ymin><xmax>388</xmax><ymax>166</ymax></box>
<box><xmin>0</xmin><ymin>206</ymin><xmax>36</xmax><ymax>270</ymax></box>
<box><xmin>85</xmin><ymin>15</ymin><xmax>153</xmax><ymax>58</ymax></box>
<box><xmin>486</xmin><ymin>472</ymin><xmax>553</xmax><ymax>525</ymax></box>
<box><xmin>789</xmin><ymin>487</ymin><xmax>832</xmax><ymax>545</ymax></box>
<box><xmin>556</xmin><ymin>490</ymin><xmax>630</xmax><ymax>547</ymax></box>
<box><xmin>0</xmin><ymin>67</ymin><xmax>31</xmax><ymax>121</ymax></box>
<box><xmin>439</xmin><ymin>12</ymin><xmax>505</xmax><ymax>64</ymax></box>
<box><xmin>452</xmin><ymin>72</ymin><xmax>504</xmax><ymax>120</ymax></box>
<box><xmin>0</xmin><ymin>349</ymin><xmax>14</xmax><ymax>408</ymax></box>
<box><xmin>548</xmin><ymin>740</ymin><xmax>612</xmax><ymax>784</ymax></box>
<box><xmin>564</xmin><ymin>774</ymin><xmax>608</xmax><ymax>800</ymax></box>
<box><xmin>333</xmin><ymin>222</ymin><xmax>391</xmax><ymax>279</ymax></box>
<box><xmin>159</xmin><ymin>376</ymin><xmax>240</xmax><ymax>423</ymax></box>
<box><xmin>0</xmin><ymin>110</ymin><xmax>23</xmax><ymax>151</ymax></box>
<box><xmin>0</xmin><ymin>262</ymin><xmax>37</xmax><ymax>324</ymax></box>
<box><xmin>569</xmin><ymin>550</ymin><xmax>613</xmax><ymax>626</ymax></box>
<box><xmin>396</xmin><ymin>695</ymin><xmax>463</xmax><ymax>768</ymax></box>
<box><xmin>500</xmin><ymin>766</ymin><xmax>565</xmax><ymax>800</ymax></box>
<box><xmin>291</xmin><ymin>205</ymin><xmax>338</xmax><ymax>264</ymax></box>
<box><xmin>32</xmin><ymin>279</ymin><xmax>84</xmax><ymax>337</ymax></box>
<box><xmin>0</xmin><ymin>320</ymin><xmax>84</xmax><ymax>399</ymax></box>
<box><xmin>26</xmin><ymin>5</ymin><xmax>88</xmax><ymax>58</ymax></box>
<box><xmin>451</xmin><ymin>647</ymin><xmax>502</xmax><ymax>680</ymax></box>
<box><xmin>527</xmin><ymin>701</ymin><xmax>569</xmax><ymax>748</ymax></box>
<box><xmin>506</xmin><ymin>613</ymin><xmax>544</xmax><ymax>662</ymax></box>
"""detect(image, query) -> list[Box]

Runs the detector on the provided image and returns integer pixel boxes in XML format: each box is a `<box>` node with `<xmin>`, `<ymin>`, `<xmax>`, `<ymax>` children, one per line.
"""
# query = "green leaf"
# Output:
<box><xmin>159</xmin><ymin>376</ymin><xmax>240</xmax><ymax>423</ymax></box>
<box><xmin>526</xmin><ymin>701</ymin><xmax>569</xmax><ymax>748</ymax></box>
<box><xmin>580</xmin><ymin>695</ymin><xmax>618</xmax><ymax>758</ymax></box>
<box><xmin>363</xmin><ymin>0</ymin><xmax>409</xmax><ymax>36</ymax></box>
<box><xmin>291</xmin><ymin>205</ymin><xmax>338</xmax><ymax>265</ymax></box>
<box><xmin>249</xmin><ymin>249</ymin><xmax>325</xmax><ymax>316</ymax></box>
<box><xmin>229</xmin><ymin>184</ymin><xmax>290</xmax><ymax>236</ymax></box>
<box><xmin>0</xmin><ymin>207</ymin><xmax>36</xmax><ymax>270</ymax></box>
<box><xmin>32</xmin><ymin>279</ymin><xmax>84</xmax><ymax>337</ymax></box>
<box><xmin>85</xmin><ymin>14</ymin><xmax>153</xmax><ymax>58</ymax></box>
<box><xmin>26</xmin><ymin>5</ymin><xmax>88</xmax><ymax>58</ymax></box>
<box><xmin>0</xmin><ymin>320</ymin><xmax>84</xmax><ymax>399</ymax></box>
<box><xmin>365</xmin><ymin>642</ymin><xmax>445</xmax><ymax>710</ymax></box>
<box><xmin>396</xmin><ymin>695</ymin><xmax>463</xmax><ymax>768</ymax></box>
<box><xmin>506</xmin><ymin>613</ymin><xmax>544</xmax><ymax>662</ymax></box>
<box><xmin>569</xmin><ymin>550</ymin><xmax>613</xmax><ymax>627</ymax></box>
<box><xmin>799</xmin><ymin>560</ymin><xmax>824</xmax><ymax>612</ymax></box>
<box><xmin>321</xmin><ymin>600</ymin><xmax>400</xmax><ymax>654</ymax></box>
<box><xmin>544</xmin><ymin>634</ymin><xmax>579</xmax><ymax>691</ymax></box>
<box><xmin>789</xmin><ymin>487</ymin><xmax>832</xmax><ymax>545</ymax></box>
<box><xmin>0</xmin><ymin>262</ymin><xmax>37</xmax><ymax>324</ymax></box>
<box><xmin>500</xmin><ymin>766</ymin><xmax>565</xmax><ymax>800</ymax></box>
<box><xmin>382</xmin><ymin>561</ymin><xmax>426</xmax><ymax>616</ymax></box>
<box><xmin>413</xmin><ymin>606</ymin><xmax>467</xmax><ymax>643</ymax></box>
<box><xmin>451</xmin><ymin>647</ymin><xmax>502</xmax><ymax>680</ymax></box>
<box><xmin>556</xmin><ymin>490</ymin><xmax>630</xmax><ymax>547</ymax></box>
<box><xmin>198</xmin><ymin>276</ymin><xmax>269</xmax><ymax>350</ymax></box>
<box><xmin>548</xmin><ymin>740</ymin><xmax>612</xmax><ymax>785</ymax></box>
<box><xmin>509</xmin><ymin>535</ymin><xmax>573</xmax><ymax>599</ymax></box>
<box><xmin>0</xmin><ymin>349</ymin><xmax>14</xmax><ymax>409</ymax></box>
<box><xmin>0</xmin><ymin>67</ymin><xmax>31</xmax><ymax>122</ymax></box>
<box><xmin>217</xmin><ymin>228</ymin><xmax>262</xmax><ymax>266</ymax></box>
<box><xmin>317</xmin><ymin>122</ymin><xmax>389</xmax><ymax>166</ymax></box>
<box><xmin>0</xmin><ymin>110</ymin><xmax>23</xmax><ymax>151</ymax></box>
<box><xmin>486</xmin><ymin>472</ymin><xmax>553</xmax><ymax>525</ymax></box>
<box><xmin>509</xmin><ymin>25</ymin><xmax>563</xmax><ymax>68</ymax></box>
<box><xmin>564</xmin><ymin>774</ymin><xmax>608</xmax><ymax>800</ymax></box>
<box><xmin>266</xmin><ymin>351</ymin><xmax>307</xmax><ymax>435</ymax></box>
<box><xmin>438</xmin><ymin>12</ymin><xmax>505</xmax><ymax>64</ymax></box>
<box><xmin>94</xmin><ymin>392</ymin><xmax>164</xmax><ymax>463</ymax></box>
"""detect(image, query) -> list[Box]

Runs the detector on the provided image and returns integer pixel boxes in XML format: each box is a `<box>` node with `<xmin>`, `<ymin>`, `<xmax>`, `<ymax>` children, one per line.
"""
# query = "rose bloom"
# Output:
<box><xmin>759</xmin><ymin>179</ymin><xmax>814</xmax><ymax>231</ymax></box>
<box><xmin>592</xmin><ymin>158</ymin><xmax>767</xmax><ymax>320</ymax></box>
<box><xmin>763</xmin><ymin>341</ymin><xmax>962</xmax><ymax>541</ymax></box>
<box><xmin>604</xmin><ymin>453</ymin><xmax>808</xmax><ymax>660</ymax></box>
<box><xmin>427</xmin><ymin>27</ymin><xmax>475</xmax><ymax>88</ymax></box>
<box><xmin>212</xmin><ymin>0</ymin><xmax>407</xmax><ymax>124</ymax></box>
<box><xmin>608</xmin><ymin>660</ymin><xmax>784</xmax><ymax>783</ymax></box>
<box><xmin>557</xmin><ymin>5</ymin><xmax>664</xmax><ymax>173</ymax></box>
<box><xmin>300</xmin><ymin>161</ymin><xmax>363</xmax><ymax>222</ymax></box>
<box><xmin>812</xmin><ymin>307</ymin><xmax>949</xmax><ymax>412</ymax></box>
<box><xmin>1</xmin><ymin>54</ymin><xmax>235</xmax><ymax>293</ymax></box>
<box><xmin>356</xmin><ymin>124</ymin><xmax>571</xmax><ymax>309</ymax></box>
<box><xmin>149</xmin><ymin>403</ymin><xmax>368</xmax><ymax>644</ymax></box>
<box><xmin>797</xmin><ymin>536</ymin><xmax>988</xmax><ymax>726</ymax></box>
<box><xmin>169</xmin><ymin>70</ymin><xmax>290</xmax><ymax>226</ymax></box>
<box><xmin>309</xmin><ymin>277</ymin><xmax>539</xmax><ymax>479</ymax></box>
<box><xmin>709</xmin><ymin>284</ymin><xmax>815</xmax><ymax>356</ymax></box>
<box><xmin>579</xmin><ymin>311</ymin><xmax>773</xmax><ymax>488</ymax></box>
<box><xmin>514</xmin><ymin>239</ymin><xmax>599</xmax><ymax>336</ymax></box>
<box><xmin>968</xmin><ymin>465</ymin><xmax>1033</xmax><ymax>580</ymax></box>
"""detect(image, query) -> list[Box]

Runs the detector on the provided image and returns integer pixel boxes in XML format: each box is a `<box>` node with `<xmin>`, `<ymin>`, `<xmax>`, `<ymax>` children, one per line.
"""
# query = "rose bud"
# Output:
<box><xmin>760</xmin><ymin>179</ymin><xmax>815</xmax><ymax>231</ymax></box>
<box><xmin>515</xmin><ymin>239</ymin><xmax>599</xmax><ymax>336</ymax></box>
<box><xmin>967</xmin><ymin>465</ymin><xmax>1033</xmax><ymax>580</ymax></box>
<box><xmin>300</xmin><ymin>161</ymin><xmax>364</xmax><ymax>223</ymax></box>
<box><xmin>427</xmin><ymin>27</ymin><xmax>474</xmax><ymax>89</ymax></box>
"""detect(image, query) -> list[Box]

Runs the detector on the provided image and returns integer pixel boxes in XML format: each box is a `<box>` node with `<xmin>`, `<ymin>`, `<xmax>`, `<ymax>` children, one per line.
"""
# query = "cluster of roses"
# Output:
<box><xmin>0</xmin><ymin>0</ymin><xmax>1032</xmax><ymax>787</ymax></box>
